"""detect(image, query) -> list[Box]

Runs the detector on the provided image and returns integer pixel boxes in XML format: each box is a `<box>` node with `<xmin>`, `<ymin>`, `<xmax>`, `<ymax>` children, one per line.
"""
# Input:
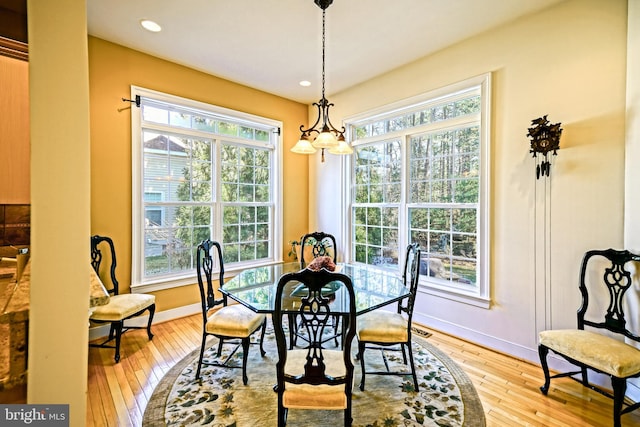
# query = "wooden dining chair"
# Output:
<box><xmin>538</xmin><ymin>249</ymin><xmax>640</xmax><ymax>427</ymax></box>
<box><xmin>292</xmin><ymin>231</ymin><xmax>339</xmax><ymax>348</ymax></box>
<box><xmin>356</xmin><ymin>243</ymin><xmax>421</xmax><ymax>391</ymax></box>
<box><xmin>194</xmin><ymin>239</ymin><xmax>267</xmax><ymax>385</ymax></box>
<box><xmin>272</xmin><ymin>267</ymin><xmax>357</xmax><ymax>427</ymax></box>
<box><xmin>299</xmin><ymin>231</ymin><xmax>337</xmax><ymax>269</ymax></box>
<box><xmin>89</xmin><ymin>235</ymin><xmax>156</xmax><ymax>363</ymax></box>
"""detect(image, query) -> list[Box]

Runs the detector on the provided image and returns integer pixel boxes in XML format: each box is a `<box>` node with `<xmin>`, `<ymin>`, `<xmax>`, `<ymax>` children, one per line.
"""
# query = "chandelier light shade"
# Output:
<box><xmin>291</xmin><ymin>0</ymin><xmax>353</xmax><ymax>162</ymax></box>
<box><xmin>328</xmin><ymin>137</ymin><xmax>353</xmax><ymax>155</ymax></box>
<box><xmin>290</xmin><ymin>135</ymin><xmax>317</xmax><ymax>154</ymax></box>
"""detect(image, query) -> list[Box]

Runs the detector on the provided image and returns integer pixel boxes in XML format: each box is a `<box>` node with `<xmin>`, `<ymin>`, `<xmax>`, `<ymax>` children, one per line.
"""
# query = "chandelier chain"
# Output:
<box><xmin>321</xmin><ymin>8</ymin><xmax>326</xmax><ymax>101</ymax></box>
<box><xmin>290</xmin><ymin>0</ymin><xmax>352</xmax><ymax>160</ymax></box>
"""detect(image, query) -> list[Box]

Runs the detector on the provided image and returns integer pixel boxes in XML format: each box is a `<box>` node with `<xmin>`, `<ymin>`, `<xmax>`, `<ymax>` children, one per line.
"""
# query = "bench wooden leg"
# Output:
<box><xmin>538</xmin><ymin>344</ymin><xmax>551</xmax><ymax>395</ymax></box>
<box><xmin>612</xmin><ymin>376</ymin><xmax>626</xmax><ymax>427</ymax></box>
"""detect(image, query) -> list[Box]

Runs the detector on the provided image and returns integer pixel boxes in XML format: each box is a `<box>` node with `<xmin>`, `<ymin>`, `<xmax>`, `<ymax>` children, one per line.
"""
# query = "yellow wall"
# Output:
<box><xmin>0</xmin><ymin>55</ymin><xmax>29</xmax><ymax>203</ymax></box>
<box><xmin>27</xmin><ymin>0</ymin><xmax>91</xmax><ymax>425</ymax></box>
<box><xmin>88</xmin><ymin>37</ymin><xmax>309</xmax><ymax>311</ymax></box>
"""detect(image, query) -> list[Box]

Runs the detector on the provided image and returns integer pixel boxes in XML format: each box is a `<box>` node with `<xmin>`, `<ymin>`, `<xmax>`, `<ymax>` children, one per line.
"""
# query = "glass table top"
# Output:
<box><xmin>222</xmin><ymin>262</ymin><xmax>409</xmax><ymax>315</ymax></box>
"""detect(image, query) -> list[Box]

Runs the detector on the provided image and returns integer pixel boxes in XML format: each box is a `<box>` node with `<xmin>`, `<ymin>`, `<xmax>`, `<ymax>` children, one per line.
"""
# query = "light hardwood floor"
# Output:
<box><xmin>83</xmin><ymin>314</ymin><xmax>640</xmax><ymax>426</ymax></box>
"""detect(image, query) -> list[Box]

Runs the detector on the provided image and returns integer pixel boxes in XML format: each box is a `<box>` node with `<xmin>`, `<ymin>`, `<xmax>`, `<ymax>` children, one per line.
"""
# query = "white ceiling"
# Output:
<box><xmin>86</xmin><ymin>0</ymin><xmax>564</xmax><ymax>104</ymax></box>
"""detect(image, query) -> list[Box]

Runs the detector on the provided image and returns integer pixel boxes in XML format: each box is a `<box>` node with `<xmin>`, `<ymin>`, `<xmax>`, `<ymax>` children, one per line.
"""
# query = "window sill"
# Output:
<box><xmin>418</xmin><ymin>283</ymin><xmax>491</xmax><ymax>309</ymax></box>
<box><xmin>131</xmin><ymin>259</ymin><xmax>284</xmax><ymax>293</ymax></box>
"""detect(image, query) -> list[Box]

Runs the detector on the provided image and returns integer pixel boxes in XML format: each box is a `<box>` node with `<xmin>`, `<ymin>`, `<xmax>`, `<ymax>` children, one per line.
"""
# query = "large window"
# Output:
<box><xmin>348</xmin><ymin>74</ymin><xmax>490</xmax><ymax>305</ymax></box>
<box><xmin>131</xmin><ymin>87</ymin><xmax>282</xmax><ymax>291</ymax></box>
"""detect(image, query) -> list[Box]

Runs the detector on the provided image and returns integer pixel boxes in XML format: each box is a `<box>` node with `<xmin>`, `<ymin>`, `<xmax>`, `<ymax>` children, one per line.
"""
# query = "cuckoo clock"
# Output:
<box><xmin>527</xmin><ymin>115</ymin><xmax>562</xmax><ymax>179</ymax></box>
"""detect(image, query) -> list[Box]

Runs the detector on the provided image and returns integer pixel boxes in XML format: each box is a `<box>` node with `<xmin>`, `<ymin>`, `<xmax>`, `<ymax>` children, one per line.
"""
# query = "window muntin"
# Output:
<box><xmin>220</xmin><ymin>143</ymin><xmax>271</xmax><ymax>264</ymax></box>
<box><xmin>353</xmin><ymin>139</ymin><xmax>401</xmax><ymax>267</ymax></box>
<box><xmin>142</xmin><ymin>102</ymin><xmax>272</xmax><ymax>143</ymax></box>
<box><xmin>132</xmin><ymin>87</ymin><xmax>281</xmax><ymax>290</ymax></box>
<box><xmin>351</xmin><ymin>91</ymin><xmax>481</xmax><ymax>140</ymax></box>
<box><xmin>409</xmin><ymin>128</ymin><xmax>480</xmax><ymax>203</ymax></box>
<box><xmin>408</xmin><ymin>128</ymin><xmax>479</xmax><ymax>289</ymax></box>
<box><xmin>347</xmin><ymin>75</ymin><xmax>489</xmax><ymax>302</ymax></box>
<box><xmin>141</xmin><ymin>128</ymin><xmax>216</xmax><ymax>278</ymax></box>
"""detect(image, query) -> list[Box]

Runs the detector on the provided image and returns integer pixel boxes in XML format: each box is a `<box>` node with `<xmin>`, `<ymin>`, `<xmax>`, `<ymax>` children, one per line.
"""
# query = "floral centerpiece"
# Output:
<box><xmin>306</xmin><ymin>255</ymin><xmax>336</xmax><ymax>271</ymax></box>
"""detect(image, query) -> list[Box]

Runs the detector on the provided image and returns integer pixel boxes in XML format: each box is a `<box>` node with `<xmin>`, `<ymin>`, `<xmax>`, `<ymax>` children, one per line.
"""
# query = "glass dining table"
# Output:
<box><xmin>221</xmin><ymin>262</ymin><xmax>409</xmax><ymax>315</ymax></box>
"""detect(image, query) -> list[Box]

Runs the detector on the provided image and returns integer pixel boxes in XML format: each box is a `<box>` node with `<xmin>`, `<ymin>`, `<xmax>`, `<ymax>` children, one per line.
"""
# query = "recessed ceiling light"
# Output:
<box><xmin>140</xmin><ymin>19</ymin><xmax>162</xmax><ymax>33</ymax></box>
<box><xmin>299</xmin><ymin>80</ymin><xmax>311</xmax><ymax>87</ymax></box>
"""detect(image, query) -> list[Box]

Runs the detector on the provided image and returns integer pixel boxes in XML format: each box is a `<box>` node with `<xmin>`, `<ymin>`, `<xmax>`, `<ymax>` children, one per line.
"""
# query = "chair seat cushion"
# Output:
<box><xmin>539</xmin><ymin>329</ymin><xmax>640</xmax><ymax>378</ymax></box>
<box><xmin>357</xmin><ymin>311</ymin><xmax>408</xmax><ymax>343</ymax></box>
<box><xmin>282</xmin><ymin>349</ymin><xmax>348</xmax><ymax>410</ymax></box>
<box><xmin>90</xmin><ymin>293</ymin><xmax>155</xmax><ymax>322</ymax></box>
<box><xmin>206</xmin><ymin>304</ymin><xmax>265</xmax><ymax>338</ymax></box>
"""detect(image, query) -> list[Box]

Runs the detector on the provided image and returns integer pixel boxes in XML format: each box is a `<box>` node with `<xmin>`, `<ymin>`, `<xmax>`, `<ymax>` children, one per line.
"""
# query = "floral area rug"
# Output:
<box><xmin>143</xmin><ymin>325</ymin><xmax>485</xmax><ymax>426</ymax></box>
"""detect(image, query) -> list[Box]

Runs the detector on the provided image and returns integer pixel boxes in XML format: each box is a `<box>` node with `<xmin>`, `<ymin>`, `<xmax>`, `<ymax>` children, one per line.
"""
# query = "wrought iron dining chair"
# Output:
<box><xmin>273</xmin><ymin>267</ymin><xmax>357</xmax><ymax>427</ymax></box>
<box><xmin>89</xmin><ymin>235</ymin><xmax>156</xmax><ymax>363</ymax></box>
<box><xmin>299</xmin><ymin>231</ymin><xmax>337</xmax><ymax>269</ymax></box>
<box><xmin>538</xmin><ymin>248</ymin><xmax>640</xmax><ymax>427</ymax></box>
<box><xmin>194</xmin><ymin>239</ymin><xmax>267</xmax><ymax>385</ymax></box>
<box><xmin>356</xmin><ymin>243</ymin><xmax>421</xmax><ymax>391</ymax></box>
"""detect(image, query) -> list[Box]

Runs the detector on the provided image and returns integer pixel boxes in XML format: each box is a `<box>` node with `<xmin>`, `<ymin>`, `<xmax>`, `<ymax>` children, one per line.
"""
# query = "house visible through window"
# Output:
<box><xmin>144</xmin><ymin>191</ymin><xmax>165</xmax><ymax>257</ymax></box>
<box><xmin>346</xmin><ymin>74</ymin><xmax>490</xmax><ymax>306</ymax></box>
<box><xmin>131</xmin><ymin>87</ymin><xmax>282</xmax><ymax>291</ymax></box>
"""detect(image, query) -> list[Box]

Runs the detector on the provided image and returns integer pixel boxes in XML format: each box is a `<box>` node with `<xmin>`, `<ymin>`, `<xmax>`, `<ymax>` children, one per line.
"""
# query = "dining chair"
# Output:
<box><xmin>89</xmin><ymin>235</ymin><xmax>156</xmax><ymax>363</ymax></box>
<box><xmin>538</xmin><ymin>249</ymin><xmax>640</xmax><ymax>427</ymax></box>
<box><xmin>194</xmin><ymin>239</ymin><xmax>267</xmax><ymax>385</ymax></box>
<box><xmin>292</xmin><ymin>231</ymin><xmax>339</xmax><ymax>347</ymax></box>
<box><xmin>299</xmin><ymin>231</ymin><xmax>337</xmax><ymax>269</ymax></box>
<box><xmin>356</xmin><ymin>243</ymin><xmax>421</xmax><ymax>391</ymax></box>
<box><xmin>273</xmin><ymin>267</ymin><xmax>357</xmax><ymax>427</ymax></box>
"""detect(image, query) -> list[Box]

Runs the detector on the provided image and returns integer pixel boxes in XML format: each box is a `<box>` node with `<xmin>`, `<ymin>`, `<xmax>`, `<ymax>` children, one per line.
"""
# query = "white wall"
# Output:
<box><xmin>625</xmin><ymin>3</ymin><xmax>640</xmax><ymax>249</ymax></box>
<box><xmin>624</xmin><ymin>0</ymin><xmax>640</xmax><ymax>400</ymax></box>
<box><xmin>312</xmin><ymin>0</ymin><xmax>628</xmax><ymax>365</ymax></box>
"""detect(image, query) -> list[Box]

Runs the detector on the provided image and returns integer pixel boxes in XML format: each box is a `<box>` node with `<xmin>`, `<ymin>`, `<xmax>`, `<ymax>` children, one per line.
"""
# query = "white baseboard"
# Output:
<box><xmin>413</xmin><ymin>312</ymin><xmax>640</xmax><ymax>402</ymax></box>
<box><xmin>88</xmin><ymin>303</ymin><xmax>201</xmax><ymax>342</ymax></box>
<box><xmin>413</xmin><ymin>312</ymin><xmax>541</xmax><ymax>363</ymax></box>
<box><xmin>628</xmin><ymin>380</ymin><xmax>640</xmax><ymax>402</ymax></box>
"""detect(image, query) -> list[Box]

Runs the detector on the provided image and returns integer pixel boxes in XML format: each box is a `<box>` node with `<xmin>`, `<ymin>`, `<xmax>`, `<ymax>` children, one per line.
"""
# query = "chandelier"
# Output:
<box><xmin>290</xmin><ymin>0</ymin><xmax>353</xmax><ymax>162</ymax></box>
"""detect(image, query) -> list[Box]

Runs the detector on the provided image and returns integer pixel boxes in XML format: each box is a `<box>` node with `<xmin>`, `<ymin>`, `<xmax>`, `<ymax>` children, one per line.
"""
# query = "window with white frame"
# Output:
<box><xmin>131</xmin><ymin>87</ymin><xmax>282</xmax><ymax>291</ymax></box>
<box><xmin>347</xmin><ymin>74</ymin><xmax>490</xmax><ymax>305</ymax></box>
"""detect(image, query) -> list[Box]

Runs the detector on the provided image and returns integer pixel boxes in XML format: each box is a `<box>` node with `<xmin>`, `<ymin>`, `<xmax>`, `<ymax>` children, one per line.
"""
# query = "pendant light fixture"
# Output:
<box><xmin>290</xmin><ymin>0</ymin><xmax>353</xmax><ymax>162</ymax></box>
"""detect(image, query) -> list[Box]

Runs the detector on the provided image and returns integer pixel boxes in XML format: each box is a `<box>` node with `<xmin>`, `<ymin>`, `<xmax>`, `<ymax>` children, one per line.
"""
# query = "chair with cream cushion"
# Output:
<box><xmin>538</xmin><ymin>248</ymin><xmax>640</xmax><ymax>427</ymax></box>
<box><xmin>90</xmin><ymin>235</ymin><xmax>156</xmax><ymax>363</ymax></box>
<box><xmin>195</xmin><ymin>239</ymin><xmax>266</xmax><ymax>385</ymax></box>
<box><xmin>356</xmin><ymin>243</ymin><xmax>421</xmax><ymax>392</ymax></box>
<box><xmin>272</xmin><ymin>267</ymin><xmax>357</xmax><ymax>426</ymax></box>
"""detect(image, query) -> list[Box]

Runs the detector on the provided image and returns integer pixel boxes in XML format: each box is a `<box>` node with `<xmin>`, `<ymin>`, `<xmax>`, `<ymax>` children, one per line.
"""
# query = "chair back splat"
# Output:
<box><xmin>273</xmin><ymin>268</ymin><xmax>357</xmax><ymax>426</ymax></box>
<box><xmin>299</xmin><ymin>231</ymin><xmax>337</xmax><ymax>269</ymax></box>
<box><xmin>577</xmin><ymin>250</ymin><xmax>639</xmax><ymax>336</ymax></box>
<box><xmin>194</xmin><ymin>239</ymin><xmax>266</xmax><ymax>385</ymax></box>
<box><xmin>196</xmin><ymin>239</ymin><xmax>225</xmax><ymax>321</ymax></box>
<box><xmin>401</xmin><ymin>242</ymin><xmax>421</xmax><ymax>320</ymax></box>
<box><xmin>89</xmin><ymin>235</ymin><xmax>156</xmax><ymax>363</ymax></box>
<box><xmin>538</xmin><ymin>248</ymin><xmax>640</xmax><ymax>427</ymax></box>
<box><xmin>91</xmin><ymin>234</ymin><xmax>119</xmax><ymax>295</ymax></box>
